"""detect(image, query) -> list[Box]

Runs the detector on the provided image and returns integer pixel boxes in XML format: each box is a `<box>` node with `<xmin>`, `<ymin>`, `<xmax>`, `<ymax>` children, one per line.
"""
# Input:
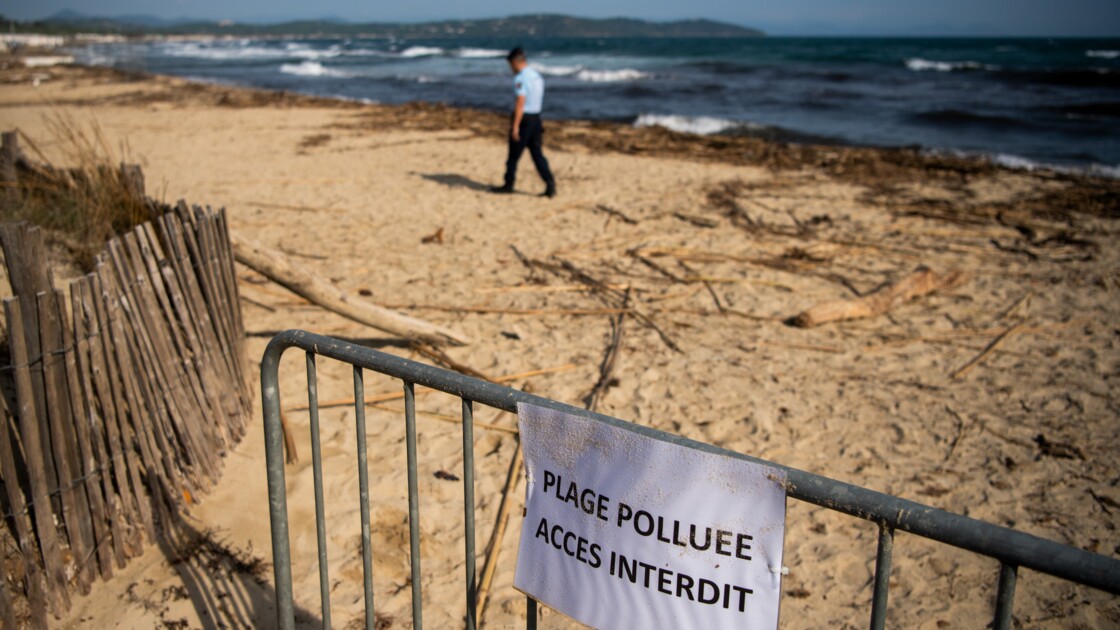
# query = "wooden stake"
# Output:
<box><xmin>0</xmin><ymin>224</ymin><xmax>61</xmax><ymax>515</ymax></box>
<box><xmin>80</xmin><ymin>276</ymin><xmax>144</xmax><ymax>556</ymax></box>
<box><xmin>56</xmin><ymin>288</ymin><xmax>114</xmax><ymax>581</ymax></box>
<box><xmin>160</xmin><ymin>213</ymin><xmax>247</xmax><ymax>432</ymax></box>
<box><xmin>36</xmin><ymin>291</ymin><xmax>95</xmax><ymax>595</ymax></box>
<box><xmin>4</xmin><ymin>298</ymin><xmax>71</xmax><ymax>616</ymax></box>
<box><xmin>93</xmin><ymin>267</ymin><xmax>157</xmax><ymax>542</ymax></box>
<box><xmin>71</xmin><ymin>281</ymin><xmax>128</xmax><ymax>570</ymax></box>
<box><xmin>1</xmin><ymin>130</ymin><xmax>20</xmax><ymax>204</ymax></box>
<box><xmin>0</xmin><ymin>402</ymin><xmax>49</xmax><ymax>628</ymax></box>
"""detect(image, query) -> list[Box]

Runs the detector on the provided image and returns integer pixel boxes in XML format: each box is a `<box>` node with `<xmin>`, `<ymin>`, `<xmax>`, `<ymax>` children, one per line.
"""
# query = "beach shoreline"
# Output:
<box><xmin>1</xmin><ymin>59</ymin><xmax>1118</xmax><ymax>628</ymax></box>
<box><xmin>16</xmin><ymin>60</ymin><xmax>1120</xmax><ymax>188</ymax></box>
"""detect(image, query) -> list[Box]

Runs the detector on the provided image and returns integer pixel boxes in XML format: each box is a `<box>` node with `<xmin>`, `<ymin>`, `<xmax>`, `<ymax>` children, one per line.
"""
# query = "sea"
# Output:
<box><xmin>71</xmin><ymin>36</ymin><xmax>1120</xmax><ymax>176</ymax></box>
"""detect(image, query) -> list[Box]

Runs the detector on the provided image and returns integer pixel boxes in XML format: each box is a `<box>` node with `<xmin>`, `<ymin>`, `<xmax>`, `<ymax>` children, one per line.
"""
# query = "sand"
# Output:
<box><xmin>1</xmin><ymin>63</ymin><xmax>1118</xmax><ymax>629</ymax></box>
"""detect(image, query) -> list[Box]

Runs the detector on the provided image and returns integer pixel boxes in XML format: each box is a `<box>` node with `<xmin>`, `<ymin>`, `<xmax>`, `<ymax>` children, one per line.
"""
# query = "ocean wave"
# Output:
<box><xmin>279</xmin><ymin>61</ymin><xmax>352</xmax><ymax>78</ymax></box>
<box><xmin>912</xmin><ymin>108</ymin><xmax>1033</xmax><ymax>130</ymax></box>
<box><xmin>905</xmin><ymin>58</ymin><xmax>994</xmax><ymax>72</ymax></box>
<box><xmin>996</xmin><ymin>67</ymin><xmax>1119</xmax><ymax>89</ymax></box>
<box><xmin>455</xmin><ymin>47</ymin><xmax>505</xmax><ymax>58</ymax></box>
<box><xmin>534</xmin><ymin>63</ymin><xmax>582</xmax><ymax>76</ymax></box>
<box><xmin>992</xmin><ymin>153</ymin><xmax>1039</xmax><ymax>170</ymax></box>
<box><xmin>1088</xmin><ymin>164</ymin><xmax>1120</xmax><ymax>178</ymax></box>
<box><xmin>634</xmin><ymin>114</ymin><xmax>742</xmax><ymax>135</ymax></box>
<box><xmin>291</xmin><ymin>49</ymin><xmax>342</xmax><ymax>60</ymax></box>
<box><xmin>683</xmin><ymin>60</ymin><xmax>755</xmax><ymax>75</ymax></box>
<box><xmin>1086</xmin><ymin>50</ymin><xmax>1120</xmax><ymax>59</ymax></box>
<box><xmin>576</xmin><ymin>68</ymin><xmax>649</xmax><ymax>82</ymax></box>
<box><xmin>160</xmin><ymin>41</ymin><xmax>289</xmax><ymax>61</ymax></box>
<box><xmin>991</xmin><ymin>153</ymin><xmax>1120</xmax><ymax>178</ymax></box>
<box><xmin>398</xmin><ymin>46</ymin><xmax>444</xmax><ymax>58</ymax></box>
<box><xmin>1044</xmin><ymin>101</ymin><xmax>1120</xmax><ymax>119</ymax></box>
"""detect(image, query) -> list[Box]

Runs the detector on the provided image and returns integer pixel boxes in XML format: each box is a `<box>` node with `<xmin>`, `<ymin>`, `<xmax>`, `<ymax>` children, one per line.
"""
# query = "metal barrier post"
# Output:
<box><xmin>404</xmin><ymin>381</ymin><xmax>424</xmax><ymax>629</ymax></box>
<box><xmin>994</xmin><ymin>563</ymin><xmax>1018</xmax><ymax>630</ymax></box>
<box><xmin>526</xmin><ymin>596</ymin><xmax>537</xmax><ymax>630</ymax></box>
<box><xmin>307</xmin><ymin>352</ymin><xmax>331</xmax><ymax>627</ymax></box>
<box><xmin>354</xmin><ymin>366</ymin><xmax>376</xmax><ymax>629</ymax></box>
<box><xmin>462</xmin><ymin>399</ymin><xmax>477</xmax><ymax>630</ymax></box>
<box><xmin>260</xmin><ymin>339</ymin><xmax>294</xmax><ymax>630</ymax></box>
<box><xmin>869</xmin><ymin>523</ymin><xmax>894</xmax><ymax>630</ymax></box>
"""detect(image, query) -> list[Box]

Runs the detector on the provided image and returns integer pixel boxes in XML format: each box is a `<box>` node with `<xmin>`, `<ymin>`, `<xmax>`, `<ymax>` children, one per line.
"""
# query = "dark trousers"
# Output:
<box><xmin>504</xmin><ymin>114</ymin><xmax>554</xmax><ymax>188</ymax></box>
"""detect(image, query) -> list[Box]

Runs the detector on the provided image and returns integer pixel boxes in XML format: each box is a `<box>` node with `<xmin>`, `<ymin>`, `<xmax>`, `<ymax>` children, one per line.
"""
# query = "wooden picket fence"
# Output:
<box><xmin>0</xmin><ymin>202</ymin><xmax>250</xmax><ymax>627</ymax></box>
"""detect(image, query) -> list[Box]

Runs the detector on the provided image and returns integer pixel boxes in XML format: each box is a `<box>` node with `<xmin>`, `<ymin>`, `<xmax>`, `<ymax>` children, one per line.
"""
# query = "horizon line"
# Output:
<box><xmin>9</xmin><ymin>10</ymin><xmax>1120</xmax><ymax>39</ymax></box>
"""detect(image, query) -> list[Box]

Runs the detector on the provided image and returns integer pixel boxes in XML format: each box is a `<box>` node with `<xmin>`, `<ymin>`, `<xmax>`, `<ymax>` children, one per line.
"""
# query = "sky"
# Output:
<box><xmin>4</xmin><ymin>0</ymin><xmax>1120</xmax><ymax>37</ymax></box>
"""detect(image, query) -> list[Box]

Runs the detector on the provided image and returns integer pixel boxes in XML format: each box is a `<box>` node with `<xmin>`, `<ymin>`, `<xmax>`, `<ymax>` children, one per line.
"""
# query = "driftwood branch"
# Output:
<box><xmin>523</xmin><ymin>255</ymin><xmax>681</xmax><ymax>352</ymax></box>
<box><xmin>792</xmin><ymin>266</ymin><xmax>969</xmax><ymax>328</ymax></box>
<box><xmin>230</xmin><ymin>233</ymin><xmax>470</xmax><ymax>346</ymax></box>
<box><xmin>593</xmin><ymin>204</ymin><xmax>638</xmax><ymax>225</ymax></box>
<box><xmin>672</xmin><ymin>212</ymin><xmax>719</xmax><ymax>228</ymax></box>
<box><xmin>279</xmin><ymin>410</ymin><xmax>298</xmax><ymax>465</ymax></box>
<box><xmin>950</xmin><ymin>321</ymin><xmax>1025</xmax><ymax>379</ymax></box>
<box><xmin>476</xmin><ymin>439</ymin><xmax>523</xmax><ymax>624</ymax></box>
<box><xmin>584</xmin><ymin>291</ymin><xmax>629</xmax><ymax>410</ymax></box>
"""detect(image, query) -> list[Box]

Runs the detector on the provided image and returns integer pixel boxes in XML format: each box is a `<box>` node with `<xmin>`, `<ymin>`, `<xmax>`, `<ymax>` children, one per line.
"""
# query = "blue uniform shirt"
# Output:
<box><xmin>513</xmin><ymin>66</ymin><xmax>545</xmax><ymax>115</ymax></box>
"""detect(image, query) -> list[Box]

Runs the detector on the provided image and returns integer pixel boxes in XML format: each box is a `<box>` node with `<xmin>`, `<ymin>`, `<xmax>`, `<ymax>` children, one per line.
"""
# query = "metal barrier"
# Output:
<box><xmin>261</xmin><ymin>330</ymin><xmax>1120</xmax><ymax>629</ymax></box>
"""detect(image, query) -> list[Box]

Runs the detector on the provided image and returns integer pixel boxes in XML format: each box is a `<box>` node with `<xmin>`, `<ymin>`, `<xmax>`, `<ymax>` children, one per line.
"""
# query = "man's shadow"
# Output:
<box><xmin>414</xmin><ymin>172</ymin><xmax>491</xmax><ymax>192</ymax></box>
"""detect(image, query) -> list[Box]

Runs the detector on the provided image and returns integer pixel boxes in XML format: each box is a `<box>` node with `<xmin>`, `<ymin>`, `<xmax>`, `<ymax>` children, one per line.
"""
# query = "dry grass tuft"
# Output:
<box><xmin>2</xmin><ymin>114</ymin><xmax>152</xmax><ymax>270</ymax></box>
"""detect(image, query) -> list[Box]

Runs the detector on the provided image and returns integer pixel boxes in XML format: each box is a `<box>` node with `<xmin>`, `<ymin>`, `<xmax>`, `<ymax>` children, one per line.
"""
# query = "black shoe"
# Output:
<box><xmin>542</xmin><ymin>184</ymin><xmax>556</xmax><ymax>198</ymax></box>
<box><xmin>489</xmin><ymin>184</ymin><xmax>514</xmax><ymax>194</ymax></box>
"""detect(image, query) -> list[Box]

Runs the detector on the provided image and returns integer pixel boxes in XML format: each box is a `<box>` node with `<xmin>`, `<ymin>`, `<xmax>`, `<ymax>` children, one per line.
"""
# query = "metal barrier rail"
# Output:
<box><xmin>261</xmin><ymin>330</ymin><xmax>1120</xmax><ymax>629</ymax></box>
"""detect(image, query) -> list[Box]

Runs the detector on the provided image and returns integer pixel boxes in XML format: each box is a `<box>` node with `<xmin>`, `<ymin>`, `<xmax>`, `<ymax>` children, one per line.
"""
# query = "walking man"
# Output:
<box><xmin>491</xmin><ymin>47</ymin><xmax>556</xmax><ymax>198</ymax></box>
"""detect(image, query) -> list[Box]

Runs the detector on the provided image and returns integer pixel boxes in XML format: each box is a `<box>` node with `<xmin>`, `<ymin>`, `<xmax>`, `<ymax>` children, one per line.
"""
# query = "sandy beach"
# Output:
<box><xmin>1</xmin><ymin>61</ymin><xmax>1118</xmax><ymax>628</ymax></box>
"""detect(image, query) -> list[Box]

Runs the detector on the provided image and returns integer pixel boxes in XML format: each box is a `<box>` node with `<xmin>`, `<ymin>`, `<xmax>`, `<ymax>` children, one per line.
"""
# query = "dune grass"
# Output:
<box><xmin>2</xmin><ymin>115</ymin><xmax>152</xmax><ymax>270</ymax></box>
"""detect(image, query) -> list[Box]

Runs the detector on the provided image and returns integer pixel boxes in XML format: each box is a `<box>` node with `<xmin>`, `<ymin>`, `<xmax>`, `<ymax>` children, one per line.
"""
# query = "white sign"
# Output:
<box><xmin>514</xmin><ymin>403</ymin><xmax>787</xmax><ymax>629</ymax></box>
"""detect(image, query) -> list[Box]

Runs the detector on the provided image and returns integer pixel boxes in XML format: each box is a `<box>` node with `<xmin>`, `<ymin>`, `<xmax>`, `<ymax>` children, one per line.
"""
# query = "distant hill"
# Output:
<box><xmin>30</xmin><ymin>11</ymin><xmax>765</xmax><ymax>38</ymax></box>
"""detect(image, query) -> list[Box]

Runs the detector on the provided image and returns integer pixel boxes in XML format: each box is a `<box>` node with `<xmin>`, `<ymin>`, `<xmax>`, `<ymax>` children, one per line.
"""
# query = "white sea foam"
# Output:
<box><xmin>575</xmin><ymin>68</ymin><xmax>649</xmax><ymax>82</ymax></box>
<box><xmin>398</xmin><ymin>46</ymin><xmax>443</xmax><ymax>58</ymax></box>
<box><xmin>455</xmin><ymin>47</ymin><xmax>505</xmax><ymax>58</ymax></box>
<box><xmin>992</xmin><ymin>153</ymin><xmax>1039</xmax><ymax>170</ymax></box>
<box><xmin>533</xmin><ymin>63</ymin><xmax>582</xmax><ymax>76</ymax></box>
<box><xmin>279</xmin><ymin>61</ymin><xmax>352</xmax><ymax>78</ymax></box>
<box><xmin>990</xmin><ymin>153</ymin><xmax>1120</xmax><ymax>179</ymax></box>
<box><xmin>1086</xmin><ymin>50</ymin><xmax>1120</xmax><ymax>59</ymax></box>
<box><xmin>1088</xmin><ymin>164</ymin><xmax>1120</xmax><ymax>178</ymax></box>
<box><xmin>905</xmin><ymin>58</ymin><xmax>992</xmax><ymax>72</ymax></box>
<box><xmin>634</xmin><ymin>114</ymin><xmax>740</xmax><ymax>135</ymax></box>
<box><xmin>288</xmin><ymin>45</ymin><xmax>342</xmax><ymax>60</ymax></box>
<box><xmin>160</xmin><ymin>41</ymin><xmax>288</xmax><ymax>61</ymax></box>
